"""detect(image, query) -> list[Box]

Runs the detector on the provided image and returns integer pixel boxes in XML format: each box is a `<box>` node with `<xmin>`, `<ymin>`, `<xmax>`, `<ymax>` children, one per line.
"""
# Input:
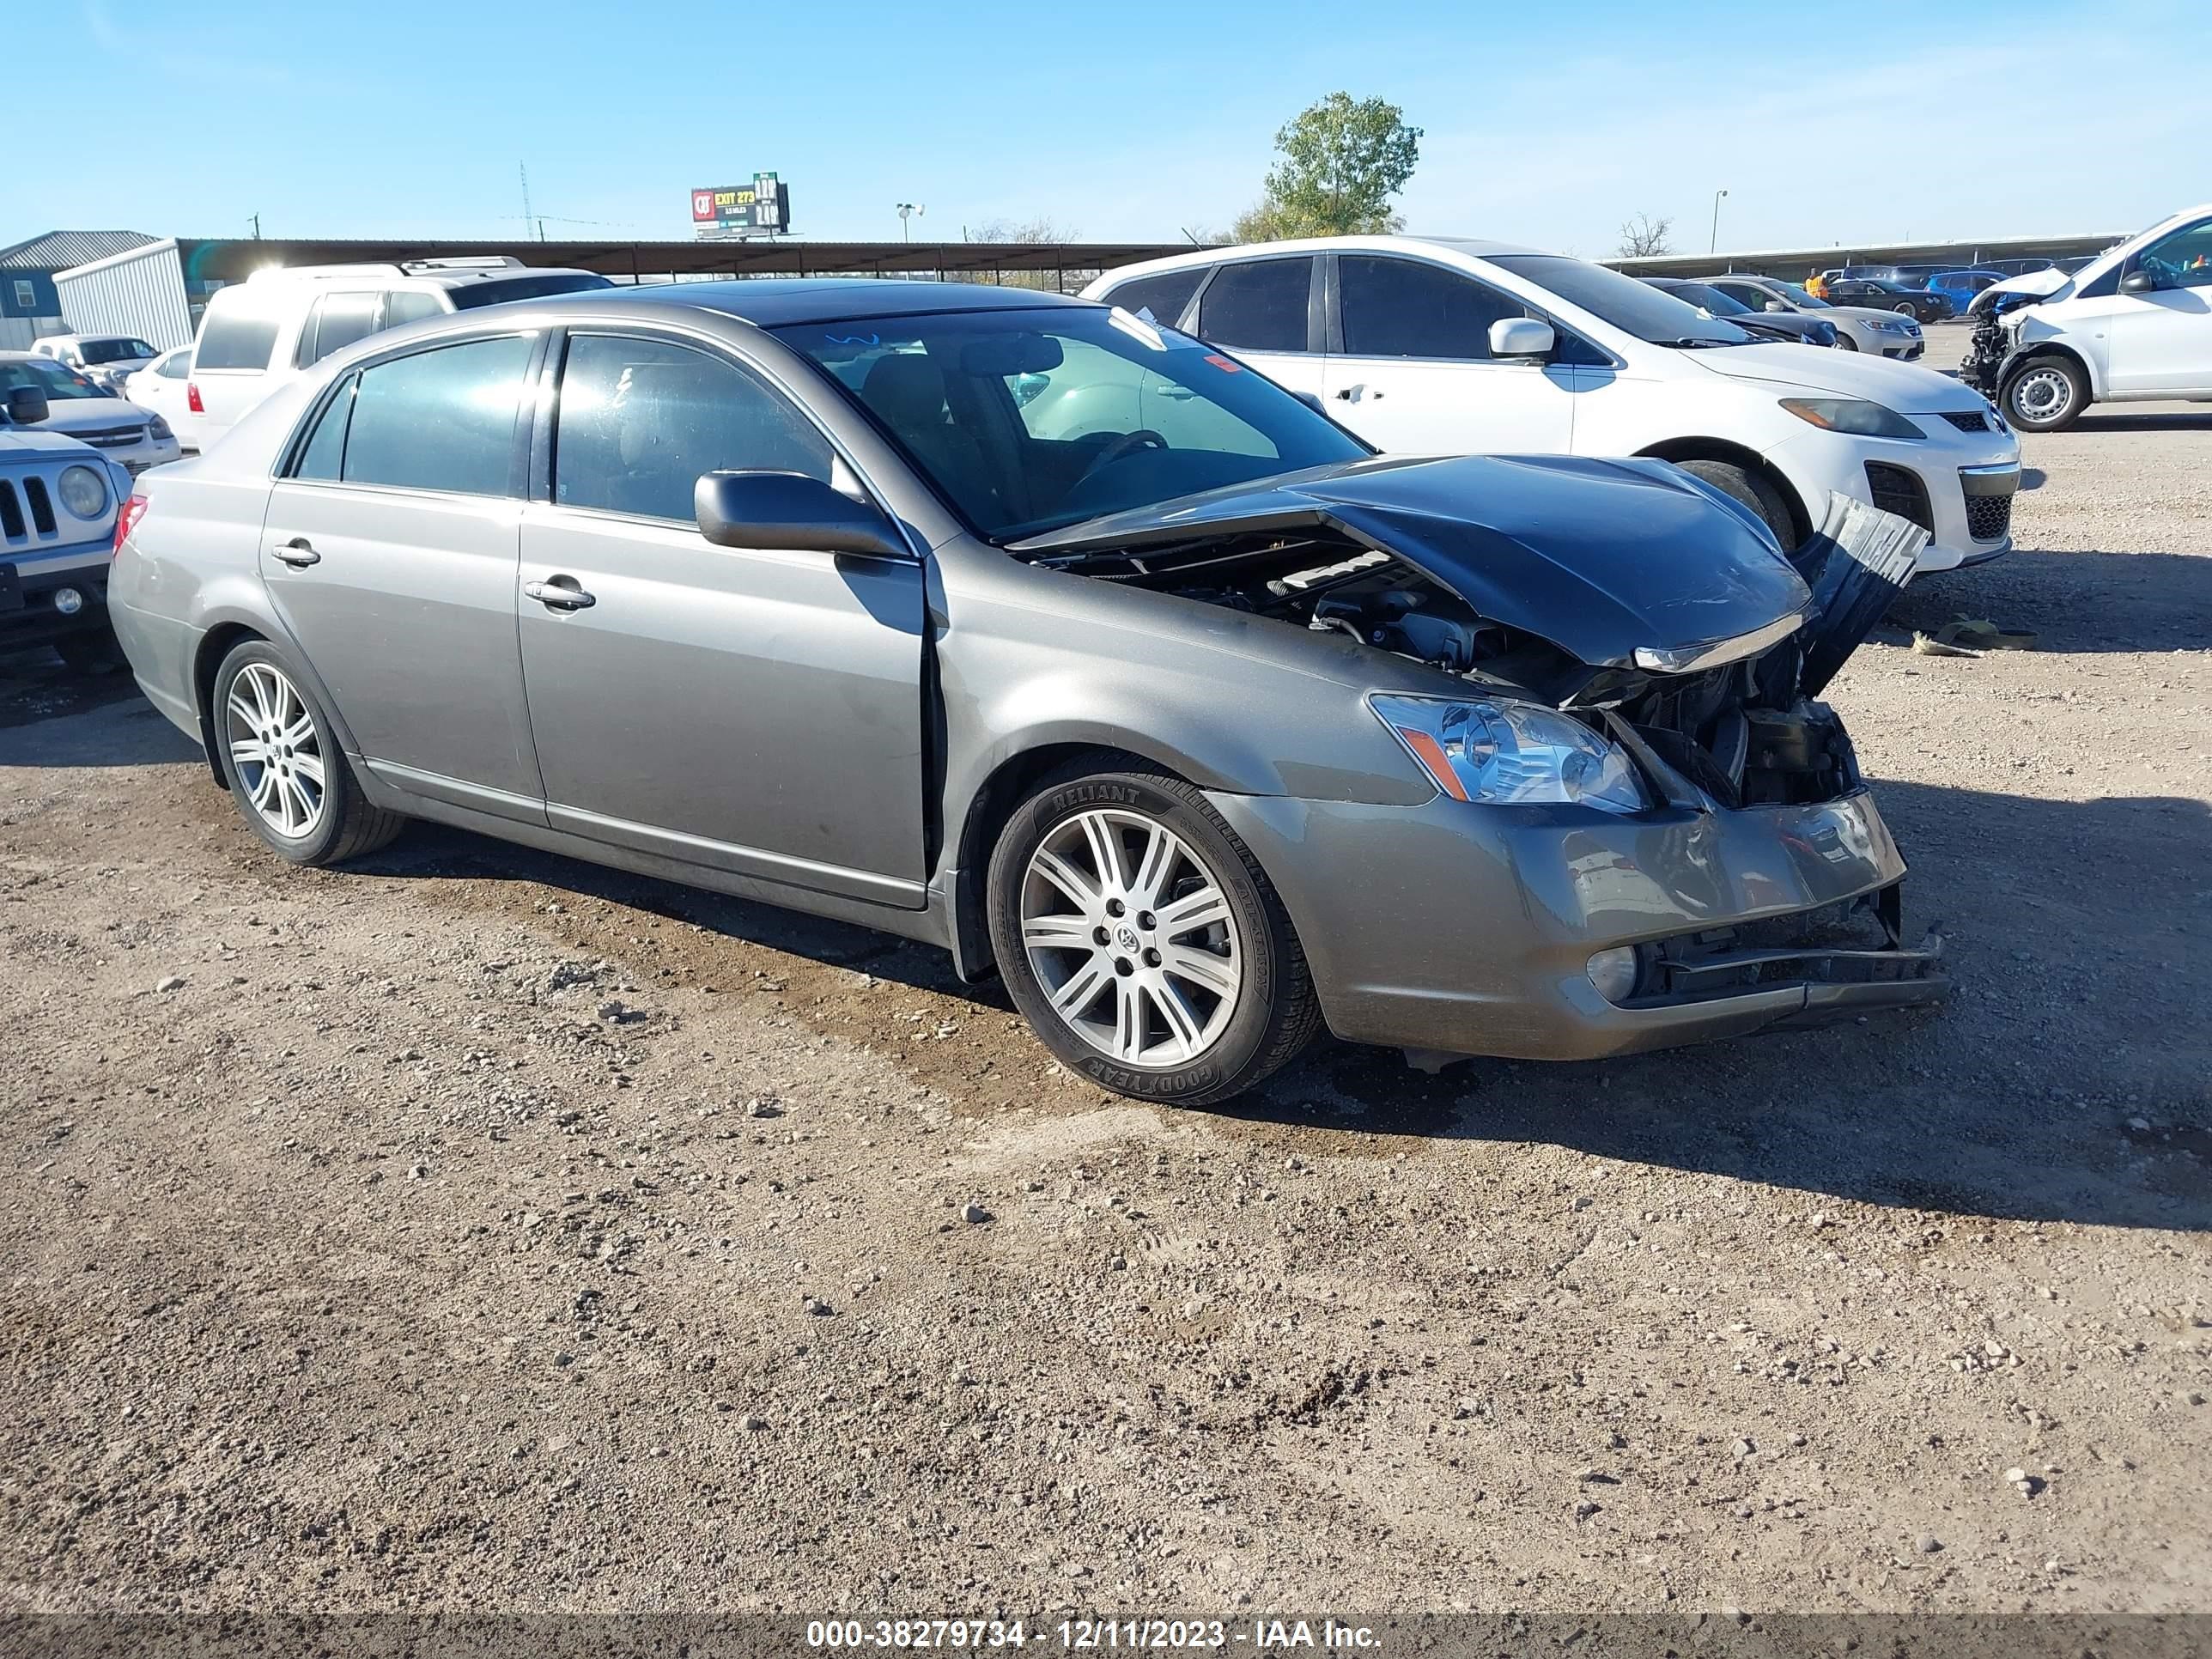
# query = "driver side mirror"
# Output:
<box><xmin>695</xmin><ymin>470</ymin><xmax>908</xmax><ymax>560</ymax></box>
<box><xmin>1488</xmin><ymin>317</ymin><xmax>1555</xmax><ymax>362</ymax></box>
<box><xmin>4</xmin><ymin>386</ymin><xmax>50</xmax><ymax>425</ymax></box>
<box><xmin>2119</xmin><ymin>268</ymin><xmax>2161</xmax><ymax>295</ymax></box>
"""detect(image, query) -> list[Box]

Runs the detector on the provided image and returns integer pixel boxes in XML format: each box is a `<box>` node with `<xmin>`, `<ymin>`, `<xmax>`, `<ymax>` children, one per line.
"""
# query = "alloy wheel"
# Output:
<box><xmin>1018</xmin><ymin>808</ymin><xmax>1242</xmax><ymax>1066</ymax></box>
<box><xmin>224</xmin><ymin>661</ymin><xmax>327</xmax><ymax>838</ymax></box>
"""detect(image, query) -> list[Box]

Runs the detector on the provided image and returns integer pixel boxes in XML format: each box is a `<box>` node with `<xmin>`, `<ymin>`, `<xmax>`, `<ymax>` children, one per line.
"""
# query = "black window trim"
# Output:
<box><xmin>1097</xmin><ymin>267</ymin><xmax>1208</xmax><ymax>333</ymax></box>
<box><xmin>1186</xmin><ymin>253</ymin><xmax>1325</xmax><ymax>356</ymax></box>
<box><xmin>1323</xmin><ymin>249</ymin><xmax>1623</xmax><ymax>370</ymax></box>
<box><xmin>273</xmin><ymin>325</ymin><xmax>550</xmax><ymax>501</ymax></box>
<box><xmin>528</xmin><ymin>321</ymin><xmax>910</xmax><ymax>554</ymax></box>
<box><xmin>293</xmin><ymin>287</ymin><xmax>391</xmax><ymax>372</ymax></box>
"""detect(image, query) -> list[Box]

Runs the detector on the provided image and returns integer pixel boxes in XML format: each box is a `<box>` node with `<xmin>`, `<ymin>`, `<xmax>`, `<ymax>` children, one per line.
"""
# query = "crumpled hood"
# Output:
<box><xmin>1011</xmin><ymin>453</ymin><xmax>1813</xmax><ymax>672</ymax></box>
<box><xmin>1698</xmin><ymin>341</ymin><xmax>1980</xmax><ymax>409</ymax></box>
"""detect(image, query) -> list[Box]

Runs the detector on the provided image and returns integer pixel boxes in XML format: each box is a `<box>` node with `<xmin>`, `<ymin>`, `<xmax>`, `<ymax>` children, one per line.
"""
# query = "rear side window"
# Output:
<box><xmin>196</xmin><ymin>307</ymin><xmax>279</xmax><ymax>371</ymax></box>
<box><xmin>297</xmin><ymin>292</ymin><xmax>382</xmax><ymax>368</ymax></box>
<box><xmin>1101</xmin><ymin>269</ymin><xmax>1205</xmax><ymax>328</ymax></box>
<box><xmin>1197</xmin><ymin>258</ymin><xmax>1314</xmax><ymax>353</ymax></box>
<box><xmin>340</xmin><ymin>335</ymin><xmax>534</xmax><ymax>496</ymax></box>
<box><xmin>294</xmin><ymin>374</ymin><xmax>356</xmax><ymax>481</ymax></box>
<box><xmin>384</xmin><ymin>290</ymin><xmax>446</xmax><ymax>327</ymax></box>
<box><xmin>1339</xmin><ymin>256</ymin><xmax>1527</xmax><ymax>360</ymax></box>
<box><xmin>158</xmin><ymin>350</ymin><xmax>192</xmax><ymax>379</ymax></box>
<box><xmin>449</xmin><ymin>272</ymin><xmax>616</xmax><ymax>309</ymax></box>
<box><xmin>553</xmin><ymin>333</ymin><xmax>832</xmax><ymax>523</ymax></box>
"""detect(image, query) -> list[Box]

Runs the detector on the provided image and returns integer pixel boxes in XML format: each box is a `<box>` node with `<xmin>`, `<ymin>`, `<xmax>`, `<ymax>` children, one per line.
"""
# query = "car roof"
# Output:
<box><xmin>558</xmin><ymin>278</ymin><xmax>1091</xmax><ymax>327</ymax></box>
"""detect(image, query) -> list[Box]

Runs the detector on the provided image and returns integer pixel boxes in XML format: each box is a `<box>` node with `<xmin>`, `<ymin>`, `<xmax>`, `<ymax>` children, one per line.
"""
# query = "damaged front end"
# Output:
<box><xmin>1012</xmin><ymin>453</ymin><xmax>1950</xmax><ymax>1043</ymax></box>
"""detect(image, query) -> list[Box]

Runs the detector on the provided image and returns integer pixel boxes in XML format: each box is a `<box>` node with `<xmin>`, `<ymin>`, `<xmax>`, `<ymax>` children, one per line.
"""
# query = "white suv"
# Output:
<box><xmin>1085</xmin><ymin>236</ymin><xmax>2021</xmax><ymax>573</ymax></box>
<box><xmin>1969</xmin><ymin>204</ymin><xmax>2212</xmax><ymax>431</ymax></box>
<box><xmin>187</xmin><ymin>256</ymin><xmax>611</xmax><ymax>448</ymax></box>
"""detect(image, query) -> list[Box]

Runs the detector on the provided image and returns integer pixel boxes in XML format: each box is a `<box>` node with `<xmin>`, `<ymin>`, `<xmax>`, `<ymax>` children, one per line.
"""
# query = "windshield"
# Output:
<box><xmin>79</xmin><ymin>337</ymin><xmax>156</xmax><ymax>365</ymax></box>
<box><xmin>1489</xmin><ymin>254</ymin><xmax>1754</xmax><ymax>346</ymax></box>
<box><xmin>450</xmin><ymin>271</ymin><xmax>615</xmax><ymax>309</ymax></box>
<box><xmin>1665</xmin><ymin>282</ymin><xmax>1751</xmax><ymax>317</ymax></box>
<box><xmin>773</xmin><ymin>305</ymin><xmax>1370</xmax><ymax>540</ymax></box>
<box><xmin>0</xmin><ymin>359</ymin><xmax>111</xmax><ymax>401</ymax></box>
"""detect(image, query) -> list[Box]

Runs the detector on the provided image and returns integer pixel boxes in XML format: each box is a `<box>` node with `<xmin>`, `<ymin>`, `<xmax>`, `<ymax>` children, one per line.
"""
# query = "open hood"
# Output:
<box><xmin>1012</xmin><ymin>453</ymin><xmax>1814</xmax><ymax>673</ymax></box>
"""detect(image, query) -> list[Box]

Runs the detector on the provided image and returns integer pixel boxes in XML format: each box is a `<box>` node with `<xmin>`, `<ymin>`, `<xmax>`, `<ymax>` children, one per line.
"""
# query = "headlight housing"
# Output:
<box><xmin>1370</xmin><ymin>694</ymin><xmax>1646</xmax><ymax>814</ymax></box>
<box><xmin>147</xmin><ymin>414</ymin><xmax>174</xmax><ymax>441</ymax></box>
<box><xmin>1779</xmin><ymin>397</ymin><xmax>1923</xmax><ymax>440</ymax></box>
<box><xmin>57</xmin><ymin>464</ymin><xmax>109</xmax><ymax>519</ymax></box>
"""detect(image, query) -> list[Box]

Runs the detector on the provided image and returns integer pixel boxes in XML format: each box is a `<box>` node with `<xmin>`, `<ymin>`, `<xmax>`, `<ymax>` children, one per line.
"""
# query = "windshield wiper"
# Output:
<box><xmin>1656</xmin><ymin>336</ymin><xmax>1747</xmax><ymax>349</ymax></box>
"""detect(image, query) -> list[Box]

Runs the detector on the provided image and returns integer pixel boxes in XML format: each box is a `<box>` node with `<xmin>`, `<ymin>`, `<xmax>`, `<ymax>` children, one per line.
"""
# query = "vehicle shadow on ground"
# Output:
<box><xmin>0</xmin><ymin>686</ymin><xmax>197</xmax><ymax>765</ymax></box>
<box><xmin>2069</xmin><ymin>410</ymin><xmax>2212</xmax><ymax>434</ymax></box>
<box><xmin>1213</xmin><ymin>777</ymin><xmax>2212</xmax><ymax>1233</ymax></box>
<box><xmin>1891</xmin><ymin>547</ymin><xmax>2212</xmax><ymax>653</ymax></box>
<box><xmin>0</xmin><ymin>655</ymin><xmax>151</xmax><ymax>745</ymax></box>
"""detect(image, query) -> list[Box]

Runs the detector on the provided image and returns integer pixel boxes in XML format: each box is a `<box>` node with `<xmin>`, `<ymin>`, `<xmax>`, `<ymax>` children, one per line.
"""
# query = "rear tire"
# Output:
<box><xmin>1676</xmin><ymin>459</ymin><xmax>1799</xmax><ymax>551</ymax></box>
<box><xmin>1832</xmin><ymin>333</ymin><xmax>1859</xmax><ymax>351</ymax></box>
<box><xmin>2002</xmin><ymin>356</ymin><xmax>2087</xmax><ymax>433</ymax></box>
<box><xmin>987</xmin><ymin>762</ymin><xmax>1321</xmax><ymax>1107</ymax></box>
<box><xmin>211</xmin><ymin>640</ymin><xmax>405</xmax><ymax>866</ymax></box>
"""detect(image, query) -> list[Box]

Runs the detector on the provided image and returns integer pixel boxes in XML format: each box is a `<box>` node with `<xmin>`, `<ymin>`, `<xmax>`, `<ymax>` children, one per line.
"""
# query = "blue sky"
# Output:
<box><xmin>10</xmin><ymin>0</ymin><xmax>2206</xmax><ymax>258</ymax></box>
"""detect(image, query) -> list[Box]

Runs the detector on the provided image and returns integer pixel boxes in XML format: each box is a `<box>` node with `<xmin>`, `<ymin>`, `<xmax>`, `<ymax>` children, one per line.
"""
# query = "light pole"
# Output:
<box><xmin>896</xmin><ymin>203</ymin><xmax>924</xmax><ymax>242</ymax></box>
<box><xmin>1710</xmin><ymin>188</ymin><xmax>1729</xmax><ymax>256</ymax></box>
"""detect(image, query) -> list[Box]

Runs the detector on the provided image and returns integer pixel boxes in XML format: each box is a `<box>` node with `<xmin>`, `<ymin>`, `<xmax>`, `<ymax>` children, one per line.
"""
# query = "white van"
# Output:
<box><xmin>1085</xmin><ymin>236</ymin><xmax>2021</xmax><ymax>573</ymax></box>
<box><xmin>187</xmin><ymin>257</ymin><xmax>611</xmax><ymax>448</ymax></box>
<box><xmin>1967</xmin><ymin>204</ymin><xmax>2212</xmax><ymax>431</ymax></box>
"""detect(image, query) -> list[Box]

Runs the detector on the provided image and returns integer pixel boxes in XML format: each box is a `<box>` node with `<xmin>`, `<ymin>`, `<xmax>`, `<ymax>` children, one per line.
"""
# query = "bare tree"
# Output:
<box><xmin>1617</xmin><ymin>213</ymin><xmax>1674</xmax><ymax>258</ymax></box>
<box><xmin>967</xmin><ymin>217</ymin><xmax>1080</xmax><ymax>289</ymax></box>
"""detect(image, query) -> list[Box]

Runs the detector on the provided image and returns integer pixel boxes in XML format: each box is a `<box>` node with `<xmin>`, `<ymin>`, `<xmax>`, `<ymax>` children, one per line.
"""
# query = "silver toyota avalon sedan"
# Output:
<box><xmin>109</xmin><ymin>281</ymin><xmax>1946</xmax><ymax>1106</ymax></box>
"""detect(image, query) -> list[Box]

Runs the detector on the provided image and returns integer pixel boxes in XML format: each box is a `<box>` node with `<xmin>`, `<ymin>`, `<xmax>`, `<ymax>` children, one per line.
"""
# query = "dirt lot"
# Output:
<box><xmin>2</xmin><ymin>404</ymin><xmax>2207</xmax><ymax>1619</ymax></box>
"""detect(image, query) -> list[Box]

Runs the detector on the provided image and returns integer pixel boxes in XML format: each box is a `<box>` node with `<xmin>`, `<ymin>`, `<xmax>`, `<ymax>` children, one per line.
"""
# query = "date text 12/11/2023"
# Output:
<box><xmin>805</xmin><ymin>1620</ymin><xmax>1383</xmax><ymax>1650</ymax></box>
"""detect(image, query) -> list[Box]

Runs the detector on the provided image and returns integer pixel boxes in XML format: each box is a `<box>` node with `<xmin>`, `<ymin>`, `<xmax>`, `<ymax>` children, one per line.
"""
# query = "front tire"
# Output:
<box><xmin>987</xmin><ymin>763</ymin><xmax>1320</xmax><ymax>1106</ymax></box>
<box><xmin>1676</xmin><ymin>459</ymin><xmax>1799</xmax><ymax>551</ymax></box>
<box><xmin>2002</xmin><ymin>356</ymin><xmax>2087</xmax><ymax>432</ymax></box>
<box><xmin>1832</xmin><ymin>333</ymin><xmax>1858</xmax><ymax>351</ymax></box>
<box><xmin>212</xmin><ymin>640</ymin><xmax>404</xmax><ymax>865</ymax></box>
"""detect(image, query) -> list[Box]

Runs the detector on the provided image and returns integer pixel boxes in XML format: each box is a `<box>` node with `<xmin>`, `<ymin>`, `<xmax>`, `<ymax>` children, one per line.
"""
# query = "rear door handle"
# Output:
<box><xmin>270</xmin><ymin>538</ymin><xmax>320</xmax><ymax>568</ymax></box>
<box><xmin>524</xmin><ymin>577</ymin><xmax>596</xmax><ymax>611</ymax></box>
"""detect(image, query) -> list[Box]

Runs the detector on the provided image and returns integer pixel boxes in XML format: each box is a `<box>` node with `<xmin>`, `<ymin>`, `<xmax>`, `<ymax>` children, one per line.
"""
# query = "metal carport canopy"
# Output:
<box><xmin>174</xmin><ymin>237</ymin><xmax>1204</xmax><ymax>286</ymax></box>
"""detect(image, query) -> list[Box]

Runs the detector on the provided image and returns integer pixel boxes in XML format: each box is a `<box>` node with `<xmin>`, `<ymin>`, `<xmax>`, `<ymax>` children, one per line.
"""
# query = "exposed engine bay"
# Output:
<box><xmin>1030</xmin><ymin>488</ymin><xmax>1920</xmax><ymax>812</ymax></box>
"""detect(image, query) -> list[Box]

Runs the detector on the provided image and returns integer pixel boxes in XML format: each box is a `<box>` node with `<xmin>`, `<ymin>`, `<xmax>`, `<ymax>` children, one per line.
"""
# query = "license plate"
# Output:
<box><xmin>0</xmin><ymin>563</ymin><xmax>21</xmax><ymax>614</ymax></box>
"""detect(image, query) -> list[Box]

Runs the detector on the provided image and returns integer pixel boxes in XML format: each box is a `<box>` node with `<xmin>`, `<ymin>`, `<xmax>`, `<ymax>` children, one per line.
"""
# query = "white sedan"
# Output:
<box><xmin>122</xmin><ymin>346</ymin><xmax>207</xmax><ymax>453</ymax></box>
<box><xmin>0</xmin><ymin>354</ymin><xmax>182</xmax><ymax>475</ymax></box>
<box><xmin>1086</xmin><ymin>235</ymin><xmax>2020</xmax><ymax>572</ymax></box>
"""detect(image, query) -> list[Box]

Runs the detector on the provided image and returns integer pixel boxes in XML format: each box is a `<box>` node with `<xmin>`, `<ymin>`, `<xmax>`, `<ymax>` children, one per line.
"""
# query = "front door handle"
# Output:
<box><xmin>524</xmin><ymin>577</ymin><xmax>596</xmax><ymax>611</ymax></box>
<box><xmin>271</xmin><ymin>538</ymin><xmax>320</xmax><ymax>568</ymax></box>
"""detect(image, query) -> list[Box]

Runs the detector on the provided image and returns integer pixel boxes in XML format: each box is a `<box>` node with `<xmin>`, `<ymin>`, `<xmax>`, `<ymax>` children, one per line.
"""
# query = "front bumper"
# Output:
<box><xmin>1765</xmin><ymin>424</ymin><xmax>2018</xmax><ymax>574</ymax></box>
<box><xmin>1208</xmin><ymin>786</ymin><xmax>1947</xmax><ymax>1062</ymax></box>
<box><xmin>1</xmin><ymin>553</ymin><xmax>112</xmax><ymax>643</ymax></box>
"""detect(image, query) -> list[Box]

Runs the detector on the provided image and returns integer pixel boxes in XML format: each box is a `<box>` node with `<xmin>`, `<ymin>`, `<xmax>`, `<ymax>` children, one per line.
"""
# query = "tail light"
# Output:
<box><xmin>186</xmin><ymin>381</ymin><xmax>204</xmax><ymax>414</ymax></box>
<box><xmin>113</xmin><ymin>493</ymin><xmax>149</xmax><ymax>555</ymax></box>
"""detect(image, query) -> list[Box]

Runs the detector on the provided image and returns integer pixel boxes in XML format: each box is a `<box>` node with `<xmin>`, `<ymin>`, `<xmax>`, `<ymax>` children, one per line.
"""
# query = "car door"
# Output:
<box><xmin>2106</xmin><ymin>216</ymin><xmax>2212</xmax><ymax>396</ymax></box>
<box><xmin>258</xmin><ymin>330</ymin><xmax>544</xmax><ymax>816</ymax></box>
<box><xmin>1189</xmin><ymin>256</ymin><xmax>1323</xmax><ymax>398</ymax></box>
<box><xmin>516</xmin><ymin>330</ymin><xmax>927</xmax><ymax>907</ymax></box>
<box><xmin>1321</xmin><ymin>253</ymin><xmax>1577</xmax><ymax>454</ymax></box>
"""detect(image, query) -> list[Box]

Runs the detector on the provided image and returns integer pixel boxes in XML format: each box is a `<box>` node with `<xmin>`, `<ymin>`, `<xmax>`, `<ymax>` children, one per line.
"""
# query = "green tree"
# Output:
<box><xmin>1234</xmin><ymin>93</ymin><xmax>1423</xmax><ymax>241</ymax></box>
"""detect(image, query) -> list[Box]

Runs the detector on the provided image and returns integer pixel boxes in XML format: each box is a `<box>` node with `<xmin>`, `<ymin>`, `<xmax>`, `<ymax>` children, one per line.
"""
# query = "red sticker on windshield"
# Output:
<box><xmin>1203</xmin><ymin>354</ymin><xmax>1243</xmax><ymax>373</ymax></box>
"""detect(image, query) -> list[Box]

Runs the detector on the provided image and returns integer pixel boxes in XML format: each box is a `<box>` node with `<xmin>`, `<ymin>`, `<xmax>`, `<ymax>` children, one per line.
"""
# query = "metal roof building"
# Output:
<box><xmin>0</xmin><ymin>231</ymin><xmax>161</xmax><ymax>270</ymax></box>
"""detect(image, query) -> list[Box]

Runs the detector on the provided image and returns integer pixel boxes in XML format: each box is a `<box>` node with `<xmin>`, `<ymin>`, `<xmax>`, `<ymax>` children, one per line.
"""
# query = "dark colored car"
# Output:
<box><xmin>1824</xmin><ymin>278</ymin><xmax>1954</xmax><ymax>323</ymax></box>
<box><xmin>1641</xmin><ymin>278</ymin><xmax>1838</xmax><ymax>347</ymax></box>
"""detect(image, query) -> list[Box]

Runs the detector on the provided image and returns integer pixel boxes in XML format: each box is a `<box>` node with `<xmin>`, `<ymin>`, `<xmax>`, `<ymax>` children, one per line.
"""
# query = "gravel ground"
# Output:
<box><xmin>1</xmin><ymin>404</ymin><xmax>2207</xmax><ymax>1617</ymax></box>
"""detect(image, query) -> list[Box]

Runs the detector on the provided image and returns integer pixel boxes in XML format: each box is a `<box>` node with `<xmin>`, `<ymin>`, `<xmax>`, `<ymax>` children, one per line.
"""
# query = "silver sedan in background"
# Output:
<box><xmin>1699</xmin><ymin>274</ymin><xmax>1930</xmax><ymax>360</ymax></box>
<box><xmin>107</xmin><ymin>282</ymin><xmax>1946</xmax><ymax>1106</ymax></box>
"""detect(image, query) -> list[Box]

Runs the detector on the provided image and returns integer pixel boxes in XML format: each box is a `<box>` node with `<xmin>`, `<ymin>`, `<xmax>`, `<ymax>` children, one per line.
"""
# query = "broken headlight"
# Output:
<box><xmin>1370</xmin><ymin>694</ymin><xmax>1646</xmax><ymax>814</ymax></box>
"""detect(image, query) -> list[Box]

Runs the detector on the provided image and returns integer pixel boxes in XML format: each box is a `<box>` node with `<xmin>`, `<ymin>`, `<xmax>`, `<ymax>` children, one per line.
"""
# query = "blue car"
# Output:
<box><xmin>1927</xmin><ymin>270</ymin><xmax>2008</xmax><ymax>311</ymax></box>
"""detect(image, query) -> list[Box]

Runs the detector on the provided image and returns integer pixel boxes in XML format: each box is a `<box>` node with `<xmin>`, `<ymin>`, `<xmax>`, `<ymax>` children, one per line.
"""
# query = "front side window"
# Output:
<box><xmin>2136</xmin><ymin>218</ymin><xmax>2212</xmax><ymax>289</ymax></box>
<box><xmin>1101</xmin><ymin>269</ymin><xmax>1206</xmax><ymax>329</ymax></box>
<box><xmin>340</xmin><ymin>334</ymin><xmax>534</xmax><ymax>495</ymax></box>
<box><xmin>554</xmin><ymin>333</ymin><xmax>833</xmax><ymax>522</ymax></box>
<box><xmin>1196</xmin><ymin>258</ymin><xmax>1314</xmax><ymax>354</ymax></box>
<box><xmin>1339</xmin><ymin>256</ymin><xmax>1527</xmax><ymax>360</ymax></box>
<box><xmin>775</xmin><ymin>305</ymin><xmax>1367</xmax><ymax>540</ymax></box>
<box><xmin>196</xmin><ymin>307</ymin><xmax>280</xmax><ymax>371</ymax></box>
<box><xmin>1666</xmin><ymin>282</ymin><xmax>1751</xmax><ymax>318</ymax></box>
